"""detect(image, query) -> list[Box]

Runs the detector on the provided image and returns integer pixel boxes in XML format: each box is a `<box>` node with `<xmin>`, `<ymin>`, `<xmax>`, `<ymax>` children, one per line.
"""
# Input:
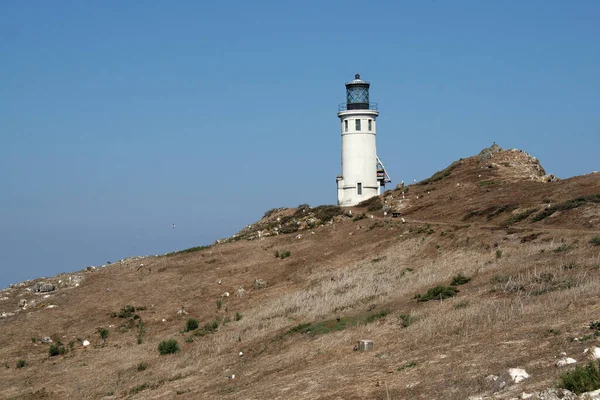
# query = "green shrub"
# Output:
<box><xmin>450</xmin><ymin>273</ymin><xmax>471</xmax><ymax>286</ymax></box>
<box><xmin>48</xmin><ymin>344</ymin><xmax>67</xmax><ymax>357</ymax></box>
<box><xmin>16</xmin><ymin>359</ymin><xmax>26</xmax><ymax>368</ymax></box>
<box><xmin>398</xmin><ymin>314</ymin><xmax>414</xmax><ymax>328</ymax></box>
<box><xmin>364</xmin><ymin>310</ymin><xmax>389</xmax><ymax>324</ymax></box>
<box><xmin>415</xmin><ymin>285</ymin><xmax>459</xmax><ymax>302</ymax></box>
<box><xmin>353</xmin><ymin>213</ymin><xmax>367</xmax><ymax>221</ymax></box>
<box><xmin>417</xmin><ymin>161</ymin><xmax>461</xmax><ymax>185</ymax></box>
<box><xmin>280</xmin><ymin>250</ymin><xmax>291</xmax><ymax>259</ymax></box>
<box><xmin>235</xmin><ymin>312</ymin><xmax>243</xmax><ymax>321</ymax></box>
<box><xmin>165</xmin><ymin>245</ymin><xmax>210</xmax><ymax>257</ymax></box>
<box><xmin>136</xmin><ymin>320</ymin><xmax>146</xmax><ymax>344</ymax></box>
<box><xmin>185</xmin><ymin>318</ymin><xmax>199</xmax><ymax>332</ymax></box>
<box><xmin>137</xmin><ymin>361</ymin><xmax>148</xmax><ymax>371</ymax></box>
<box><xmin>503</xmin><ymin>208</ymin><xmax>538</xmax><ymax>225</ymax></box>
<box><xmin>496</xmin><ymin>249</ymin><xmax>503</xmax><ymax>259</ymax></box>
<box><xmin>98</xmin><ymin>327</ymin><xmax>109</xmax><ymax>341</ymax></box>
<box><xmin>356</xmin><ymin>196</ymin><xmax>383</xmax><ymax>212</ymax></box>
<box><xmin>312</xmin><ymin>205</ymin><xmax>344</xmax><ymax>222</ymax></box>
<box><xmin>553</xmin><ymin>244</ymin><xmax>573</xmax><ymax>253</ymax></box>
<box><xmin>158</xmin><ymin>339</ymin><xmax>180</xmax><ymax>355</ymax></box>
<box><xmin>559</xmin><ymin>361</ymin><xmax>600</xmax><ymax>394</ymax></box>
<box><xmin>217</xmin><ymin>299</ymin><xmax>223</xmax><ymax>309</ymax></box>
<box><xmin>590</xmin><ymin>237</ymin><xmax>600</xmax><ymax>246</ymax></box>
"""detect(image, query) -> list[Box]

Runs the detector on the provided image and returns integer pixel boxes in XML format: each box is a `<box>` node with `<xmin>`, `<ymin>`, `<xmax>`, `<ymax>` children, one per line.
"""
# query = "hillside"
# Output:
<box><xmin>1</xmin><ymin>145</ymin><xmax>600</xmax><ymax>400</ymax></box>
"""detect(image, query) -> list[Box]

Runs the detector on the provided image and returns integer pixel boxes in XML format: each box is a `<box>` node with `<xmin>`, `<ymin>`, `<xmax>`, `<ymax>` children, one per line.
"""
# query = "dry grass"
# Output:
<box><xmin>1</xmin><ymin>152</ymin><xmax>600</xmax><ymax>399</ymax></box>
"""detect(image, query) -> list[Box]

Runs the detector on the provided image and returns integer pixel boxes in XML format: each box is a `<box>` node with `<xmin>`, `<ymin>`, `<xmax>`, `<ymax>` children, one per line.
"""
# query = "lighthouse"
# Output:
<box><xmin>336</xmin><ymin>74</ymin><xmax>390</xmax><ymax>206</ymax></box>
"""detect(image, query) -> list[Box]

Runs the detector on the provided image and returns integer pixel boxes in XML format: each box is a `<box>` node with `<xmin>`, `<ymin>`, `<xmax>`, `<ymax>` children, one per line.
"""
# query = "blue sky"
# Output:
<box><xmin>1</xmin><ymin>1</ymin><xmax>599</xmax><ymax>288</ymax></box>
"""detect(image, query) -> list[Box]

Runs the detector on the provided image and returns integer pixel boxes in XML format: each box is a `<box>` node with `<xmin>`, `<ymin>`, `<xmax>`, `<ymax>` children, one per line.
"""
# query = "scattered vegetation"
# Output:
<box><xmin>136</xmin><ymin>320</ymin><xmax>146</xmax><ymax>344</ymax></box>
<box><xmin>312</xmin><ymin>205</ymin><xmax>344</xmax><ymax>222</ymax></box>
<box><xmin>478</xmin><ymin>180</ymin><xmax>498</xmax><ymax>187</ymax></box>
<box><xmin>415</xmin><ymin>285</ymin><xmax>459</xmax><ymax>302</ymax></box>
<box><xmin>353</xmin><ymin>213</ymin><xmax>367</xmax><ymax>221</ymax></box>
<box><xmin>410</xmin><ymin>224</ymin><xmax>435</xmax><ymax>235</ymax></box>
<box><xmin>158</xmin><ymin>339</ymin><xmax>180</xmax><ymax>355</ymax></box>
<box><xmin>274</xmin><ymin>250</ymin><xmax>291</xmax><ymax>259</ymax></box>
<box><xmin>558</xmin><ymin>361</ymin><xmax>600</xmax><ymax>394</ymax></box>
<box><xmin>284</xmin><ymin>311</ymin><xmax>390</xmax><ymax>338</ymax></box>
<box><xmin>532</xmin><ymin>194</ymin><xmax>600</xmax><ymax>222</ymax></box>
<box><xmin>137</xmin><ymin>361</ymin><xmax>148</xmax><ymax>371</ymax></box>
<box><xmin>450</xmin><ymin>273</ymin><xmax>471</xmax><ymax>286</ymax></box>
<box><xmin>235</xmin><ymin>312</ymin><xmax>243</xmax><ymax>321</ymax></box>
<box><xmin>417</xmin><ymin>161</ymin><xmax>461</xmax><ymax>185</ymax></box>
<box><xmin>397</xmin><ymin>362</ymin><xmax>417</xmax><ymax>372</ymax></box>
<box><xmin>453</xmin><ymin>300</ymin><xmax>469</xmax><ymax>309</ymax></box>
<box><xmin>165</xmin><ymin>245</ymin><xmax>210</xmax><ymax>257</ymax></box>
<box><xmin>48</xmin><ymin>343</ymin><xmax>67</xmax><ymax>357</ymax></box>
<box><xmin>496</xmin><ymin>249</ymin><xmax>503</xmax><ymax>259</ymax></box>
<box><xmin>356</xmin><ymin>196</ymin><xmax>383</xmax><ymax>212</ymax></box>
<box><xmin>217</xmin><ymin>299</ymin><xmax>223</xmax><ymax>309</ymax></box>
<box><xmin>98</xmin><ymin>327</ymin><xmax>109</xmax><ymax>342</ymax></box>
<box><xmin>503</xmin><ymin>208</ymin><xmax>538</xmax><ymax>225</ymax></box>
<box><xmin>16</xmin><ymin>359</ymin><xmax>26</xmax><ymax>369</ymax></box>
<box><xmin>193</xmin><ymin>320</ymin><xmax>220</xmax><ymax>337</ymax></box>
<box><xmin>553</xmin><ymin>244</ymin><xmax>573</xmax><ymax>253</ymax></box>
<box><xmin>398</xmin><ymin>314</ymin><xmax>414</xmax><ymax>328</ymax></box>
<box><xmin>590</xmin><ymin>236</ymin><xmax>600</xmax><ymax>246</ymax></box>
<box><xmin>185</xmin><ymin>318</ymin><xmax>199</xmax><ymax>332</ymax></box>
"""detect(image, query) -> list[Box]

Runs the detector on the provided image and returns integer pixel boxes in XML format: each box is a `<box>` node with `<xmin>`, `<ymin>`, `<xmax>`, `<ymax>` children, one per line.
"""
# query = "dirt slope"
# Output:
<box><xmin>1</xmin><ymin>145</ymin><xmax>599</xmax><ymax>400</ymax></box>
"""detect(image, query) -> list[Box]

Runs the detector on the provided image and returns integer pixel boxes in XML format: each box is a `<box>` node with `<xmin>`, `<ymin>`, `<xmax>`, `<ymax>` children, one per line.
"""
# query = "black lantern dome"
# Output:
<box><xmin>345</xmin><ymin>73</ymin><xmax>370</xmax><ymax>110</ymax></box>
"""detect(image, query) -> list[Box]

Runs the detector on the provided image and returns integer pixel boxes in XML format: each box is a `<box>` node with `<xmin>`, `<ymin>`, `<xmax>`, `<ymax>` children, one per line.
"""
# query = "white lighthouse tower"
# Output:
<box><xmin>336</xmin><ymin>74</ymin><xmax>390</xmax><ymax>206</ymax></box>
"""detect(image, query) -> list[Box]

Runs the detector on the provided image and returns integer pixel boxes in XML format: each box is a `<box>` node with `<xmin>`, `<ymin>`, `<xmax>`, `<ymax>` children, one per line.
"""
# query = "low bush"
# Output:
<box><xmin>417</xmin><ymin>161</ymin><xmax>461</xmax><ymax>185</ymax></box>
<box><xmin>235</xmin><ymin>312</ymin><xmax>243</xmax><ymax>321</ymax></box>
<box><xmin>590</xmin><ymin>237</ymin><xmax>600</xmax><ymax>246</ymax></box>
<box><xmin>16</xmin><ymin>359</ymin><xmax>26</xmax><ymax>368</ymax></box>
<box><xmin>275</xmin><ymin>250</ymin><xmax>291</xmax><ymax>259</ymax></box>
<box><xmin>496</xmin><ymin>249</ymin><xmax>503</xmax><ymax>259</ymax></box>
<box><xmin>158</xmin><ymin>339</ymin><xmax>180</xmax><ymax>355</ymax></box>
<box><xmin>559</xmin><ymin>361</ymin><xmax>600</xmax><ymax>394</ymax></box>
<box><xmin>312</xmin><ymin>205</ymin><xmax>344</xmax><ymax>222</ymax></box>
<box><xmin>398</xmin><ymin>314</ymin><xmax>414</xmax><ymax>328</ymax></box>
<box><xmin>165</xmin><ymin>245</ymin><xmax>210</xmax><ymax>257</ymax></box>
<box><xmin>415</xmin><ymin>285</ymin><xmax>459</xmax><ymax>302</ymax></box>
<box><xmin>98</xmin><ymin>327</ymin><xmax>109</xmax><ymax>341</ymax></box>
<box><xmin>450</xmin><ymin>273</ymin><xmax>471</xmax><ymax>286</ymax></box>
<box><xmin>48</xmin><ymin>344</ymin><xmax>67</xmax><ymax>357</ymax></box>
<box><xmin>503</xmin><ymin>208</ymin><xmax>538</xmax><ymax>225</ymax></box>
<box><xmin>185</xmin><ymin>318</ymin><xmax>199</xmax><ymax>332</ymax></box>
<box><xmin>137</xmin><ymin>361</ymin><xmax>148</xmax><ymax>371</ymax></box>
<box><xmin>356</xmin><ymin>196</ymin><xmax>383</xmax><ymax>212</ymax></box>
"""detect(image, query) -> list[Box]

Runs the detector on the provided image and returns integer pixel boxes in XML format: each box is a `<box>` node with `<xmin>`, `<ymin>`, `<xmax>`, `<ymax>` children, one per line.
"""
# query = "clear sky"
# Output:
<box><xmin>1</xmin><ymin>1</ymin><xmax>599</xmax><ymax>288</ymax></box>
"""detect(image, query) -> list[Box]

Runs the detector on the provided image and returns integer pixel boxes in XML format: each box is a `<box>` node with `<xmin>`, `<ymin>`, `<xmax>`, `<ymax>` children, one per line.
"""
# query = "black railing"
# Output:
<box><xmin>338</xmin><ymin>102</ymin><xmax>378</xmax><ymax>112</ymax></box>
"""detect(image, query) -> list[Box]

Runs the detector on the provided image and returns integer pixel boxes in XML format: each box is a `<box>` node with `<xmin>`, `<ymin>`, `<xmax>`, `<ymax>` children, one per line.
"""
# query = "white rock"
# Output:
<box><xmin>239</xmin><ymin>351</ymin><xmax>244</xmax><ymax>357</ymax></box>
<box><xmin>508</xmin><ymin>368</ymin><xmax>530</xmax><ymax>383</ymax></box>
<box><xmin>222</xmin><ymin>292</ymin><xmax>230</xmax><ymax>297</ymax></box>
<box><xmin>556</xmin><ymin>357</ymin><xmax>577</xmax><ymax>367</ymax></box>
<box><xmin>162</xmin><ymin>319</ymin><xmax>166</xmax><ymax>322</ymax></box>
<box><xmin>82</xmin><ymin>340</ymin><xmax>90</xmax><ymax>347</ymax></box>
<box><xmin>46</xmin><ymin>305</ymin><xmax>57</xmax><ymax>308</ymax></box>
<box><xmin>590</xmin><ymin>347</ymin><xmax>600</xmax><ymax>360</ymax></box>
<box><xmin>0</xmin><ymin>297</ymin><xmax>8</xmax><ymax>301</ymax></box>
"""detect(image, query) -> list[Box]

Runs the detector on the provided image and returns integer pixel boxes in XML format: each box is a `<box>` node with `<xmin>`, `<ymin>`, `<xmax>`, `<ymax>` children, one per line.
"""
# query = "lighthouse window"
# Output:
<box><xmin>357</xmin><ymin>182</ymin><xmax>363</xmax><ymax>195</ymax></box>
<box><xmin>368</xmin><ymin>119</ymin><xmax>372</xmax><ymax>131</ymax></box>
<box><xmin>344</xmin><ymin>120</ymin><xmax>348</xmax><ymax>132</ymax></box>
<box><xmin>355</xmin><ymin>119</ymin><xmax>361</xmax><ymax>131</ymax></box>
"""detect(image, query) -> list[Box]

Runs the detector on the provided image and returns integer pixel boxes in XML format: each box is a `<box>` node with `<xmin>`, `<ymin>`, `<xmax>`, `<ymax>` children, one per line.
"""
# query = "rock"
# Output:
<box><xmin>588</xmin><ymin>347</ymin><xmax>600</xmax><ymax>360</ymax></box>
<box><xmin>486</xmin><ymin>374</ymin><xmax>511</xmax><ymax>392</ymax></box>
<box><xmin>0</xmin><ymin>297</ymin><xmax>9</xmax><ymax>301</ymax></box>
<box><xmin>82</xmin><ymin>340</ymin><xmax>90</xmax><ymax>347</ymax></box>
<box><xmin>534</xmin><ymin>388</ymin><xmax>577</xmax><ymax>399</ymax></box>
<box><xmin>222</xmin><ymin>292</ymin><xmax>230</xmax><ymax>297</ymax></box>
<box><xmin>46</xmin><ymin>305</ymin><xmax>57</xmax><ymax>309</ymax></box>
<box><xmin>358</xmin><ymin>339</ymin><xmax>374</xmax><ymax>351</ymax></box>
<box><xmin>18</xmin><ymin>299</ymin><xmax>27</xmax><ymax>308</ymax></box>
<box><xmin>41</xmin><ymin>337</ymin><xmax>53</xmax><ymax>343</ymax></box>
<box><xmin>254</xmin><ymin>279</ymin><xmax>267</xmax><ymax>289</ymax></box>
<box><xmin>32</xmin><ymin>282</ymin><xmax>55</xmax><ymax>293</ymax></box>
<box><xmin>556</xmin><ymin>357</ymin><xmax>577</xmax><ymax>367</ymax></box>
<box><xmin>237</xmin><ymin>287</ymin><xmax>246</xmax><ymax>297</ymax></box>
<box><xmin>581</xmin><ymin>389</ymin><xmax>600</xmax><ymax>399</ymax></box>
<box><xmin>176</xmin><ymin>307</ymin><xmax>188</xmax><ymax>316</ymax></box>
<box><xmin>508</xmin><ymin>368</ymin><xmax>530</xmax><ymax>383</ymax></box>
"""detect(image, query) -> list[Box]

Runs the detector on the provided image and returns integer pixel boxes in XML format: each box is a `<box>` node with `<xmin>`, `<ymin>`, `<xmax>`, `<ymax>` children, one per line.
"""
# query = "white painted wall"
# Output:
<box><xmin>337</xmin><ymin>109</ymin><xmax>379</xmax><ymax>206</ymax></box>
